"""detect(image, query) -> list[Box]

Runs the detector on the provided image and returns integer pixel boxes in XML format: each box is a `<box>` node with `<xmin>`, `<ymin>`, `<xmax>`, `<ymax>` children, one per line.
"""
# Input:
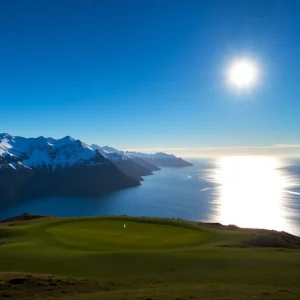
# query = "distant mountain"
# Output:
<box><xmin>126</xmin><ymin>151</ymin><xmax>193</xmax><ymax>167</ymax></box>
<box><xmin>0</xmin><ymin>134</ymin><xmax>192</xmax><ymax>208</ymax></box>
<box><xmin>0</xmin><ymin>134</ymin><xmax>139</xmax><ymax>207</ymax></box>
<box><xmin>92</xmin><ymin>145</ymin><xmax>123</xmax><ymax>155</ymax></box>
<box><xmin>91</xmin><ymin>144</ymin><xmax>192</xmax><ymax>168</ymax></box>
<box><xmin>129</xmin><ymin>156</ymin><xmax>161</xmax><ymax>172</ymax></box>
<box><xmin>90</xmin><ymin>144</ymin><xmax>160</xmax><ymax>180</ymax></box>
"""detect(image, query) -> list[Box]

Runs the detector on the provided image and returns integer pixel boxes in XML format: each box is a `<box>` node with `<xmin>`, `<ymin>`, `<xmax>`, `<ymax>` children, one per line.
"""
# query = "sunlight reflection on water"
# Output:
<box><xmin>208</xmin><ymin>156</ymin><xmax>299</xmax><ymax>234</ymax></box>
<box><xmin>0</xmin><ymin>156</ymin><xmax>299</xmax><ymax>236</ymax></box>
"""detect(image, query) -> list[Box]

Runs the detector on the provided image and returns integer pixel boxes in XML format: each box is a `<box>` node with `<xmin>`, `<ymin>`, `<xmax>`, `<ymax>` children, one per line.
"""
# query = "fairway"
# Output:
<box><xmin>47</xmin><ymin>219</ymin><xmax>206</xmax><ymax>250</ymax></box>
<box><xmin>1</xmin><ymin>215</ymin><xmax>300</xmax><ymax>300</ymax></box>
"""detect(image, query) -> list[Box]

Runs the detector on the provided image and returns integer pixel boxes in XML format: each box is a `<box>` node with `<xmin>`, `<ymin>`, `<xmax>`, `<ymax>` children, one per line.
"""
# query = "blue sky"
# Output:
<box><xmin>1</xmin><ymin>0</ymin><xmax>300</xmax><ymax>156</ymax></box>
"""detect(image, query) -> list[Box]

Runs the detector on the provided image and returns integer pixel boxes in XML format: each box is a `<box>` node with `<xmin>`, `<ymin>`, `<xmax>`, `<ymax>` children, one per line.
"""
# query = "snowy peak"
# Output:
<box><xmin>0</xmin><ymin>135</ymin><xmax>192</xmax><ymax>172</ymax></box>
<box><xmin>91</xmin><ymin>144</ymin><xmax>124</xmax><ymax>155</ymax></box>
<box><xmin>90</xmin><ymin>144</ymin><xmax>192</xmax><ymax>167</ymax></box>
<box><xmin>0</xmin><ymin>135</ymin><xmax>140</xmax><ymax>207</ymax></box>
<box><xmin>90</xmin><ymin>144</ymin><xmax>128</xmax><ymax>161</ymax></box>
<box><xmin>0</xmin><ymin>133</ymin><xmax>13</xmax><ymax>141</ymax></box>
<box><xmin>0</xmin><ymin>134</ymin><xmax>104</xmax><ymax>171</ymax></box>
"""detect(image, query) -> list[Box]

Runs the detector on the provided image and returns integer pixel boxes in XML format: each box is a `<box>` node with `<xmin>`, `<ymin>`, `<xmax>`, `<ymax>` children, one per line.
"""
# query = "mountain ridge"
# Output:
<box><xmin>90</xmin><ymin>144</ymin><xmax>160</xmax><ymax>180</ymax></box>
<box><xmin>0</xmin><ymin>134</ymin><xmax>139</xmax><ymax>207</ymax></box>
<box><xmin>0</xmin><ymin>134</ymin><xmax>192</xmax><ymax>208</ymax></box>
<box><xmin>90</xmin><ymin>144</ymin><xmax>193</xmax><ymax>168</ymax></box>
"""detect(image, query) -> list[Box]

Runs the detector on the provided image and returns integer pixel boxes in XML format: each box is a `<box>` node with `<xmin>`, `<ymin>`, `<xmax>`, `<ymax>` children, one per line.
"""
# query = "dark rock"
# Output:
<box><xmin>0</xmin><ymin>293</ymin><xmax>11</xmax><ymax>298</ymax></box>
<box><xmin>7</xmin><ymin>278</ymin><xmax>26</xmax><ymax>285</ymax></box>
<box><xmin>0</xmin><ymin>161</ymin><xmax>139</xmax><ymax>210</ymax></box>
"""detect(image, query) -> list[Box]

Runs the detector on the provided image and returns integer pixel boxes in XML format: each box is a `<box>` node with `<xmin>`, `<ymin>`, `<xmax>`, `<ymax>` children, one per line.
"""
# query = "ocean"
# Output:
<box><xmin>1</xmin><ymin>156</ymin><xmax>300</xmax><ymax>236</ymax></box>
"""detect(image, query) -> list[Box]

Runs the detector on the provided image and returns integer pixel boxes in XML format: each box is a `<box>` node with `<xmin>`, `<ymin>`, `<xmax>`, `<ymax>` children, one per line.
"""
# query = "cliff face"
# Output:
<box><xmin>0</xmin><ymin>134</ymin><xmax>139</xmax><ymax>207</ymax></box>
<box><xmin>90</xmin><ymin>144</ymin><xmax>161</xmax><ymax>181</ymax></box>
<box><xmin>0</xmin><ymin>133</ymin><xmax>193</xmax><ymax>208</ymax></box>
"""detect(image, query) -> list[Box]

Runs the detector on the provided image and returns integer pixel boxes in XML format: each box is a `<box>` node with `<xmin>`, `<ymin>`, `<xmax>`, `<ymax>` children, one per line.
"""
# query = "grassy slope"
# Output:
<box><xmin>0</xmin><ymin>216</ymin><xmax>300</xmax><ymax>299</ymax></box>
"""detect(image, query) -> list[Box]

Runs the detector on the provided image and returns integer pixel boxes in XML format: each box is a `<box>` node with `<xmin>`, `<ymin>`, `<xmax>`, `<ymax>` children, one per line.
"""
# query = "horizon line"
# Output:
<box><xmin>123</xmin><ymin>144</ymin><xmax>300</xmax><ymax>157</ymax></box>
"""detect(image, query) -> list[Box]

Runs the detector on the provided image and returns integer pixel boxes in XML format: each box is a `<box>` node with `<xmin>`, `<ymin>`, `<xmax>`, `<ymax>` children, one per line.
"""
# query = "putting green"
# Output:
<box><xmin>47</xmin><ymin>219</ymin><xmax>206</xmax><ymax>250</ymax></box>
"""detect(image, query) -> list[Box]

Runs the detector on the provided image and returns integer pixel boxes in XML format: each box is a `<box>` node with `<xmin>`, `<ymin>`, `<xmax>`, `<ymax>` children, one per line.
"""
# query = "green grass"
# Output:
<box><xmin>47</xmin><ymin>219</ymin><xmax>207</xmax><ymax>250</ymax></box>
<box><xmin>0</xmin><ymin>216</ymin><xmax>300</xmax><ymax>299</ymax></box>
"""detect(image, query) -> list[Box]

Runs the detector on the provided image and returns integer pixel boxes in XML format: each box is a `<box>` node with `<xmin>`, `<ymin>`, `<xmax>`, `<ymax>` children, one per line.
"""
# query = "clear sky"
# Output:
<box><xmin>1</xmin><ymin>0</ymin><xmax>300</xmax><ymax>156</ymax></box>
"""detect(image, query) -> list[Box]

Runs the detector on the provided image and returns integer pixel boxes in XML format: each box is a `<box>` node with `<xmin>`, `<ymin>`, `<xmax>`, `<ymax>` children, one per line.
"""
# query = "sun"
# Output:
<box><xmin>228</xmin><ymin>59</ymin><xmax>258</xmax><ymax>88</ymax></box>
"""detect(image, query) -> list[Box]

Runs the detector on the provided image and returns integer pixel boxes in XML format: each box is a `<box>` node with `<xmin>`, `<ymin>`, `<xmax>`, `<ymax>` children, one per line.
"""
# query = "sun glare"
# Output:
<box><xmin>210</xmin><ymin>156</ymin><xmax>295</xmax><ymax>232</ymax></box>
<box><xmin>228</xmin><ymin>59</ymin><xmax>258</xmax><ymax>88</ymax></box>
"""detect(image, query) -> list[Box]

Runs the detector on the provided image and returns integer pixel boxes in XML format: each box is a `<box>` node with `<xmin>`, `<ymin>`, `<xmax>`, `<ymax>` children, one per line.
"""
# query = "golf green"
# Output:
<box><xmin>1</xmin><ymin>215</ymin><xmax>300</xmax><ymax>300</ymax></box>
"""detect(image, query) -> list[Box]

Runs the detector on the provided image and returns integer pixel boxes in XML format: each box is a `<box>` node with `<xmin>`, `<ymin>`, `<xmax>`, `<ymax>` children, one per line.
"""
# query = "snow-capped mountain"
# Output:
<box><xmin>90</xmin><ymin>144</ymin><xmax>192</xmax><ymax>168</ymax></box>
<box><xmin>90</xmin><ymin>144</ymin><xmax>160</xmax><ymax>180</ymax></box>
<box><xmin>0</xmin><ymin>134</ymin><xmax>192</xmax><ymax>208</ymax></box>
<box><xmin>0</xmin><ymin>133</ymin><xmax>101</xmax><ymax>171</ymax></box>
<box><xmin>0</xmin><ymin>134</ymin><xmax>139</xmax><ymax>208</ymax></box>
<box><xmin>91</xmin><ymin>145</ymin><xmax>124</xmax><ymax>156</ymax></box>
<box><xmin>90</xmin><ymin>144</ymin><xmax>128</xmax><ymax>162</ymax></box>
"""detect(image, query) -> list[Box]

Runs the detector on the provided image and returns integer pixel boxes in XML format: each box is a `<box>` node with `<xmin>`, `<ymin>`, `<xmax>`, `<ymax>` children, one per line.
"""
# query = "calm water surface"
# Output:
<box><xmin>1</xmin><ymin>156</ymin><xmax>300</xmax><ymax>236</ymax></box>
